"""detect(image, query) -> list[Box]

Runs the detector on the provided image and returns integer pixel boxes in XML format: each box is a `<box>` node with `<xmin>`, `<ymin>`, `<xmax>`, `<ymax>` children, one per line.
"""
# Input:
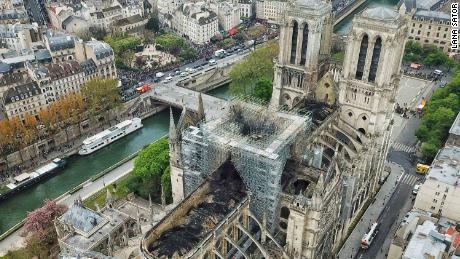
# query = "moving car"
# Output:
<box><xmin>209</xmin><ymin>59</ymin><xmax>217</xmax><ymax>66</ymax></box>
<box><xmin>180</xmin><ymin>72</ymin><xmax>188</xmax><ymax>77</ymax></box>
<box><xmin>155</xmin><ymin>72</ymin><xmax>164</xmax><ymax>78</ymax></box>
<box><xmin>416</xmin><ymin>163</ymin><xmax>429</xmax><ymax>174</ymax></box>
<box><xmin>412</xmin><ymin>184</ymin><xmax>420</xmax><ymax>195</ymax></box>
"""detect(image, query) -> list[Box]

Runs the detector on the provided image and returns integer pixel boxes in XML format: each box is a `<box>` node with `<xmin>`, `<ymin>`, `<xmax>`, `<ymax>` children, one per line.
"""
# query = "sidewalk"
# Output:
<box><xmin>337</xmin><ymin>162</ymin><xmax>404</xmax><ymax>259</ymax></box>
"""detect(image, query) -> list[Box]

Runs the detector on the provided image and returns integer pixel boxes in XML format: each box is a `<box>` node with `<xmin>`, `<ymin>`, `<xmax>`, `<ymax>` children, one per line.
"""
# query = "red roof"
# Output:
<box><xmin>447</xmin><ymin>226</ymin><xmax>456</xmax><ymax>235</ymax></box>
<box><xmin>228</xmin><ymin>27</ymin><xmax>237</xmax><ymax>35</ymax></box>
<box><xmin>453</xmin><ymin>235</ymin><xmax>460</xmax><ymax>249</ymax></box>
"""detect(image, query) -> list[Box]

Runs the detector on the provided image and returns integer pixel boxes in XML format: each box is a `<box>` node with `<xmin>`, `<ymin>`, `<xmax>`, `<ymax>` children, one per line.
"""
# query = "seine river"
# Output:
<box><xmin>0</xmin><ymin>0</ymin><xmax>399</xmax><ymax>235</ymax></box>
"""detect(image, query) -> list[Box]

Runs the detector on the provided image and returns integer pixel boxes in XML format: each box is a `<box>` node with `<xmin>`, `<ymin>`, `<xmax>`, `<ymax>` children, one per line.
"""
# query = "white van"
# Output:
<box><xmin>434</xmin><ymin>70</ymin><xmax>443</xmax><ymax>76</ymax></box>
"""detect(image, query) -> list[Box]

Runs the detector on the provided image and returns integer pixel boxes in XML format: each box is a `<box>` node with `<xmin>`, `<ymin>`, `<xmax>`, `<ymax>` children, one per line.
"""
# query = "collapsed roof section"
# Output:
<box><xmin>143</xmin><ymin>161</ymin><xmax>247</xmax><ymax>258</ymax></box>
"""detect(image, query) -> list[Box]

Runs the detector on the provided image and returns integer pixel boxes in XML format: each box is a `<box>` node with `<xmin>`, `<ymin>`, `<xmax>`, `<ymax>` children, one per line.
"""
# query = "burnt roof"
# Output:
<box><xmin>147</xmin><ymin>161</ymin><xmax>247</xmax><ymax>258</ymax></box>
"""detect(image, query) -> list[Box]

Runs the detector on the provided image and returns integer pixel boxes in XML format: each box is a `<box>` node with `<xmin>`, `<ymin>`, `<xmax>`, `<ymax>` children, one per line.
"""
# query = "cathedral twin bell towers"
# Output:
<box><xmin>270</xmin><ymin>0</ymin><xmax>408</xmax><ymax>138</ymax></box>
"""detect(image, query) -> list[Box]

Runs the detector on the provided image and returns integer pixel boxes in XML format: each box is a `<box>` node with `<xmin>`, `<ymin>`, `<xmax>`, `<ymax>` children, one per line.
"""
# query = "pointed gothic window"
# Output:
<box><xmin>355</xmin><ymin>34</ymin><xmax>368</xmax><ymax>80</ymax></box>
<box><xmin>300</xmin><ymin>24</ymin><xmax>309</xmax><ymax>65</ymax></box>
<box><xmin>290</xmin><ymin>21</ymin><xmax>298</xmax><ymax>64</ymax></box>
<box><xmin>368</xmin><ymin>37</ymin><xmax>382</xmax><ymax>83</ymax></box>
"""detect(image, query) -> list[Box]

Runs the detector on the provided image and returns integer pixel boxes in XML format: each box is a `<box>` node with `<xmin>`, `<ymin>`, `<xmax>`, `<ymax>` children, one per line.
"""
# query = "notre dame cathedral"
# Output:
<box><xmin>141</xmin><ymin>0</ymin><xmax>409</xmax><ymax>258</ymax></box>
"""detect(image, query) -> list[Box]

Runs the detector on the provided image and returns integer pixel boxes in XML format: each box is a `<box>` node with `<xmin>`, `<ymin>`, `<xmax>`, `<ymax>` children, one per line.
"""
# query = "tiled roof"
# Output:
<box><xmin>85</xmin><ymin>40</ymin><xmax>114</xmax><ymax>60</ymax></box>
<box><xmin>362</xmin><ymin>6</ymin><xmax>400</xmax><ymax>21</ymax></box>
<box><xmin>59</xmin><ymin>203</ymin><xmax>104</xmax><ymax>233</ymax></box>
<box><xmin>4</xmin><ymin>81</ymin><xmax>42</xmax><ymax>105</ymax></box>
<box><xmin>414</xmin><ymin>10</ymin><xmax>450</xmax><ymax>22</ymax></box>
<box><xmin>80</xmin><ymin>59</ymin><xmax>97</xmax><ymax>75</ymax></box>
<box><xmin>46</xmin><ymin>61</ymin><xmax>82</xmax><ymax>80</ymax></box>
<box><xmin>47</xmin><ymin>33</ymin><xmax>75</xmax><ymax>51</ymax></box>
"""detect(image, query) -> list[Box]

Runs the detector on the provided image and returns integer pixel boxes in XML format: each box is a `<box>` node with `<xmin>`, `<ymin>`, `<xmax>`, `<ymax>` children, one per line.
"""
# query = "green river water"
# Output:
<box><xmin>0</xmin><ymin>0</ymin><xmax>400</xmax><ymax>235</ymax></box>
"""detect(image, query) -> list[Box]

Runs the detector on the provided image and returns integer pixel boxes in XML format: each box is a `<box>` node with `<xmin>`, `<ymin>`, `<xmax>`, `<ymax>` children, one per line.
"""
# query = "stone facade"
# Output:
<box><xmin>269</xmin><ymin>0</ymin><xmax>332</xmax><ymax>109</ymax></box>
<box><xmin>139</xmin><ymin>2</ymin><xmax>408</xmax><ymax>259</ymax></box>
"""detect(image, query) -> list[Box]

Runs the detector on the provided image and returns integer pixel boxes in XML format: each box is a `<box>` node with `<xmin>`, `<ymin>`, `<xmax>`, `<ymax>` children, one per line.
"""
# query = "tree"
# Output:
<box><xmin>253</xmin><ymin>77</ymin><xmax>273</xmax><ymax>103</ymax></box>
<box><xmin>229</xmin><ymin>41</ymin><xmax>279</xmax><ymax>96</ymax></box>
<box><xmin>81</xmin><ymin>78</ymin><xmax>120</xmax><ymax>116</ymax></box>
<box><xmin>415</xmin><ymin>66</ymin><xmax>460</xmax><ymax>161</ymax></box>
<box><xmin>121</xmin><ymin>138</ymin><xmax>170</xmax><ymax>202</ymax></box>
<box><xmin>245</xmin><ymin>24</ymin><xmax>266</xmax><ymax>41</ymax></box>
<box><xmin>23</xmin><ymin>200</ymin><xmax>67</xmax><ymax>244</ymax></box>
<box><xmin>146</xmin><ymin>16</ymin><xmax>160</xmax><ymax>33</ymax></box>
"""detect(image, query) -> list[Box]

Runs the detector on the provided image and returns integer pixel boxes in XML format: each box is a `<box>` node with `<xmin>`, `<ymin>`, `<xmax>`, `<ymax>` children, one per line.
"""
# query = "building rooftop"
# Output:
<box><xmin>449</xmin><ymin>112</ymin><xmax>460</xmax><ymax>136</ymax></box>
<box><xmin>403</xmin><ymin>220</ymin><xmax>447</xmax><ymax>259</ymax></box>
<box><xmin>0</xmin><ymin>9</ymin><xmax>27</xmax><ymax>20</ymax></box>
<box><xmin>112</xmin><ymin>14</ymin><xmax>145</xmax><ymax>26</ymax></box>
<box><xmin>414</xmin><ymin>10</ymin><xmax>450</xmax><ymax>22</ymax></box>
<box><xmin>415</xmin><ymin>0</ymin><xmax>443</xmax><ymax>10</ymax></box>
<box><xmin>361</xmin><ymin>6</ymin><xmax>400</xmax><ymax>21</ymax></box>
<box><xmin>47</xmin><ymin>33</ymin><xmax>76</xmax><ymax>52</ymax></box>
<box><xmin>46</xmin><ymin>61</ymin><xmax>82</xmax><ymax>80</ymax></box>
<box><xmin>59</xmin><ymin>202</ymin><xmax>129</xmax><ymax>251</ymax></box>
<box><xmin>427</xmin><ymin>145</ymin><xmax>460</xmax><ymax>186</ymax></box>
<box><xmin>80</xmin><ymin>59</ymin><xmax>97</xmax><ymax>75</ymax></box>
<box><xmin>84</xmin><ymin>40</ymin><xmax>114</xmax><ymax>60</ymax></box>
<box><xmin>3</xmin><ymin>81</ymin><xmax>41</xmax><ymax>105</ymax></box>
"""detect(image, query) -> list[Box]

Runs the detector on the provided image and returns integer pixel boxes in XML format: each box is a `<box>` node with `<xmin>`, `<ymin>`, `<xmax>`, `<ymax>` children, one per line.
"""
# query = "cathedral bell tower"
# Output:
<box><xmin>269</xmin><ymin>0</ymin><xmax>332</xmax><ymax>109</ymax></box>
<box><xmin>338</xmin><ymin>7</ymin><xmax>408</xmax><ymax>136</ymax></box>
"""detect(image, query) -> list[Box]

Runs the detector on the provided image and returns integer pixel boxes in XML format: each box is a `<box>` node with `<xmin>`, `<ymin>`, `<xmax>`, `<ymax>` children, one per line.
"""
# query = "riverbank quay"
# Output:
<box><xmin>0</xmin><ymin>133</ymin><xmax>168</xmax><ymax>255</ymax></box>
<box><xmin>0</xmin><ymin>103</ymin><xmax>166</xmax><ymax>186</ymax></box>
<box><xmin>0</xmin><ymin>107</ymin><xmax>168</xmax><ymax>256</ymax></box>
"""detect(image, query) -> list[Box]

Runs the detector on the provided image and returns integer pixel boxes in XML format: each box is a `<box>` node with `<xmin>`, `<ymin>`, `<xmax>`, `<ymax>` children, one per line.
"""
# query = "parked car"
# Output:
<box><xmin>209</xmin><ymin>59</ymin><xmax>217</xmax><ymax>66</ymax></box>
<box><xmin>163</xmin><ymin>76</ymin><xmax>173</xmax><ymax>83</ymax></box>
<box><xmin>155</xmin><ymin>72</ymin><xmax>164</xmax><ymax>78</ymax></box>
<box><xmin>180</xmin><ymin>72</ymin><xmax>188</xmax><ymax>77</ymax></box>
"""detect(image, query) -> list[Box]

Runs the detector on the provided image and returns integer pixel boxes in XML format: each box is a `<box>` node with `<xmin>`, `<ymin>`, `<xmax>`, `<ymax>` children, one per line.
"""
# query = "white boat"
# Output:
<box><xmin>79</xmin><ymin>118</ymin><xmax>143</xmax><ymax>155</ymax></box>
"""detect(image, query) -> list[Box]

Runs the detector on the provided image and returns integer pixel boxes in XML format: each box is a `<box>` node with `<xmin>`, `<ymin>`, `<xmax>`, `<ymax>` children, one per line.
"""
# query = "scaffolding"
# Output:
<box><xmin>180</xmin><ymin>101</ymin><xmax>313</xmax><ymax>231</ymax></box>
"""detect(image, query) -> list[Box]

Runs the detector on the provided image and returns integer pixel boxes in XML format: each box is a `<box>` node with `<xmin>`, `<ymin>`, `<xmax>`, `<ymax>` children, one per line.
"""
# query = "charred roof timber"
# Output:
<box><xmin>143</xmin><ymin>161</ymin><xmax>247</xmax><ymax>258</ymax></box>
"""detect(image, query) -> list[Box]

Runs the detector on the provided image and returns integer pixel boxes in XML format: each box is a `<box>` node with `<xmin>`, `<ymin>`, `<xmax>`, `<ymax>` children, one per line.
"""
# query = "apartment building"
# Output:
<box><xmin>217</xmin><ymin>2</ymin><xmax>240</xmax><ymax>31</ymax></box>
<box><xmin>43</xmin><ymin>61</ymin><xmax>87</xmax><ymax>103</ymax></box>
<box><xmin>399</xmin><ymin>0</ymin><xmax>458</xmax><ymax>53</ymax></box>
<box><xmin>0</xmin><ymin>23</ymin><xmax>41</xmax><ymax>52</ymax></box>
<box><xmin>75</xmin><ymin>40</ymin><xmax>117</xmax><ymax>79</ymax></box>
<box><xmin>3</xmin><ymin>81</ymin><xmax>47</xmax><ymax>120</ymax></box>
<box><xmin>237</xmin><ymin>0</ymin><xmax>254</xmax><ymax>19</ymax></box>
<box><xmin>171</xmin><ymin>2</ymin><xmax>218</xmax><ymax>44</ymax></box>
<box><xmin>256</xmin><ymin>0</ymin><xmax>287</xmax><ymax>24</ymax></box>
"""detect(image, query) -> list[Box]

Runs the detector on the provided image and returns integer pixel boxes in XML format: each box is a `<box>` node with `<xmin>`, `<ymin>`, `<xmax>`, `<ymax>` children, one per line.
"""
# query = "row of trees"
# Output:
<box><xmin>0</xmin><ymin>78</ymin><xmax>119</xmax><ymax>157</ymax></box>
<box><xmin>119</xmin><ymin>138</ymin><xmax>172</xmax><ymax>203</ymax></box>
<box><xmin>416</xmin><ymin>68</ymin><xmax>460</xmax><ymax>161</ymax></box>
<box><xmin>229</xmin><ymin>41</ymin><xmax>279</xmax><ymax>102</ymax></box>
<box><xmin>404</xmin><ymin>41</ymin><xmax>456</xmax><ymax>70</ymax></box>
<box><xmin>0</xmin><ymin>93</ymin><xmax>85</xmax><ymax>155</ymax></box>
